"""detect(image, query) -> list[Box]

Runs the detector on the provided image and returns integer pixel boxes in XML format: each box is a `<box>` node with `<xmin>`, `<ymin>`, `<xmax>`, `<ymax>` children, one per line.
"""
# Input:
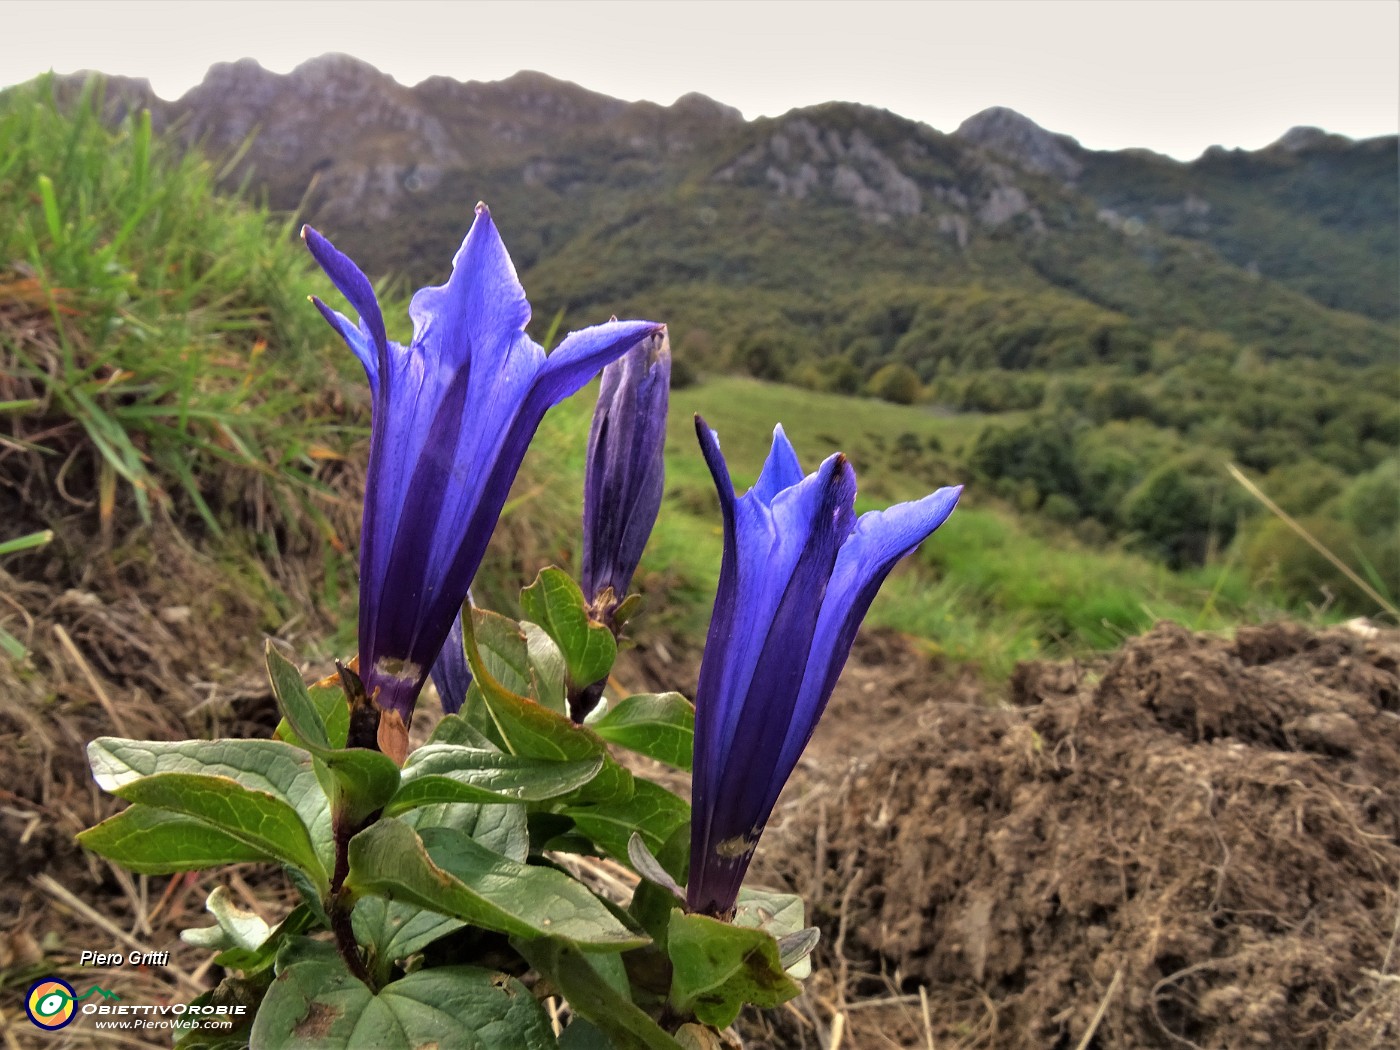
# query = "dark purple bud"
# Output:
<box><xmin>581</xmin><ymin>331</ymin><xmax>670</xmax><ymax>618</ymax></box>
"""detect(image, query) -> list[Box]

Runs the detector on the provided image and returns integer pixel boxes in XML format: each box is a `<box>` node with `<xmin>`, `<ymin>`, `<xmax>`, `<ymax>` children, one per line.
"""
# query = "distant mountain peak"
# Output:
<box><xmin>671</xmin><ymin>91</ymin><xmax>744</xmax><ymax>125</ymax></box>
<box><xmin>288</xmin><ymin>52</ymin><xmax>401</xmax><ymax>86</ymax></box>
<box><xmin>954</xmin><ymin>106</ymin><xmax>1083</xmax><ymax>181</ymax></box>
<box><xmin>1269</xmin><ymin>125</ymin><xmax>1351</xmax><ymax>153</ymax></box>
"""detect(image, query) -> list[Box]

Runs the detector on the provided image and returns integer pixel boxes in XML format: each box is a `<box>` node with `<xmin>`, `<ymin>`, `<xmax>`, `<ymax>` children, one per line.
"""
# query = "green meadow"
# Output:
<box><xmin>520</xmin><ymin>374</ymin><xmax>1273</xmax><ymax>680</ymax></box>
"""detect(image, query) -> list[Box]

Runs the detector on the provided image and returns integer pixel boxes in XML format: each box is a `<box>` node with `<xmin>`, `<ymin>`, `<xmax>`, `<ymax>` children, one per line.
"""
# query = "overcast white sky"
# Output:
<box><xmin>2</xmin><ymin>0</ymin><xmax>1396</xmax><ymax>160</ymax></box>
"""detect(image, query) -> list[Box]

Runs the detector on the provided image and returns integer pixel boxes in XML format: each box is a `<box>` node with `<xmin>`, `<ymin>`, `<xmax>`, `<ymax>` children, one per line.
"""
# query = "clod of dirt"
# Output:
<box><xmin>758</xmin><ymin>622</ymin><xmax>1400</xmax><ymax>1050</ymax></box>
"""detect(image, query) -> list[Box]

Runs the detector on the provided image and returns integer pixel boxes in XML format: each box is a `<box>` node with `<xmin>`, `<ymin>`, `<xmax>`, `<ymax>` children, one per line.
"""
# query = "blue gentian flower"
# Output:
<box><xmin>429</xmin><ymin>606</ymin><xmax>472</xmax><ymax>716</ymax></box>
<box><xmin>687</xmin><ymin>418</ymin><xmax>961</xmax><ymax>916</ymax></box>
<box><xmin>305</xmin><ymin>206</ymin><xmax>663</xmax><ymax>726</ymax></box>
<box><xmin>581</xmin><ymin>330</ymin><xmax>671</xmax><ymax>618</ymax></box>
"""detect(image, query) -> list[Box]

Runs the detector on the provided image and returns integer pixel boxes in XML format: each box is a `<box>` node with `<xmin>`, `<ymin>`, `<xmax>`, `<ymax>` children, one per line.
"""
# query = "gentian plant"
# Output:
<box><xmin>304</xmin><ymin>205</ymin><xmax>661</xmax><ymax>755</ymax></box>
<box><xmin>687</xmin><ymin>419</ymin><xmax>961</xmax><ymax>917</ymax></box>
<box><xmin>76</xmin><ymin>206</ymin><xmax>960</xmax><ymax>1049</ymax></box>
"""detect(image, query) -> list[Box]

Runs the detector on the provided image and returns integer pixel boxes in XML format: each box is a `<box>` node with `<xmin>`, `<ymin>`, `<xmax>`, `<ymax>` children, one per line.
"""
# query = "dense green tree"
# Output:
<box><xmin>1121</xmin><ymin>452</ymin><xmax>1249</xmax><ymax>567</ymax></box>
<box><xmin>866</xmin><ymin>363</ymin><xmax>923</xmax><ymax>405</ymax></box>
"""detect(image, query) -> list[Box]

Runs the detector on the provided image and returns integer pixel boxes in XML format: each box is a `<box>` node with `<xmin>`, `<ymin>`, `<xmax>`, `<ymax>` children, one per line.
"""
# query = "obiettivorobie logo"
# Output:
<box><xmin>25</xmin><ymin>978</ymin><xmax>121</xmax><ymax>1030</ymax></box>
<box><xmin>22</xmin><ymin>976</ymin><xmax>246</xmax><ymax>1033</ymax></box>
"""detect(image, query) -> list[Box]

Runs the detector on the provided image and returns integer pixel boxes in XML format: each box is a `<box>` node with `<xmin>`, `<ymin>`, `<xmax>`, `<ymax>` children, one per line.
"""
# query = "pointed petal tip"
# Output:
<box><xmin>475</xmin><ymin>201</ymin><xmax>490</xmax><ymax>216</ymax></box>
<box><xmin>933</xmin><ymin>484</ymin><xmax>965</xmax><ymax>510</ymax></box>
<box><xmin>822</xmin><ymin>449</ymin><xmax>857</xmax><ymax>490</ymax></box>
<box><xmin>694</xmin><ymin>414</ymin><xmax>723</xmax><ymax>460</ymax></box>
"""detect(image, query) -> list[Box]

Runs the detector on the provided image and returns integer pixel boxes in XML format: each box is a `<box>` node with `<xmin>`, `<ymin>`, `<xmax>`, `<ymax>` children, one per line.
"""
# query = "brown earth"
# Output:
<box><xmin>748</xmin><ymin>622</ymin><xmax>1400</xmax><ymax>1050</ymax></box>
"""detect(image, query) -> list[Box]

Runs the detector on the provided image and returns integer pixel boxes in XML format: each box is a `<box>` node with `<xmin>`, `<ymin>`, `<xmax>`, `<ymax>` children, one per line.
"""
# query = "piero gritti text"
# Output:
<box><xmin>79</xmin><ymin>950</ymin><xmax>170</xmax><ymax>966</ymax></box>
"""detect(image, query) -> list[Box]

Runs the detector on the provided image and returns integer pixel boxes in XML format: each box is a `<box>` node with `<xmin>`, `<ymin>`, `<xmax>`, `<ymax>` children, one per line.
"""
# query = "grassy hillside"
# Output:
<box><xmin>1076</xmin><ymin>134</ymin><xmax>1400</xmax><ymax>321</ymax></box>
<box><xmin>0</xmin><ymin>78</ymin><xmax>365</xmax><ymax>649</ymax></box>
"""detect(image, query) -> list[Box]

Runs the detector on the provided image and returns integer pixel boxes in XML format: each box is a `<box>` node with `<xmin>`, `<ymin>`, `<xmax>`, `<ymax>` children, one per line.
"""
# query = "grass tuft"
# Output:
<box><xmin>0</xmin><ymin>76</ymin><xmax>361</xmax><ymax>552</ymax></box>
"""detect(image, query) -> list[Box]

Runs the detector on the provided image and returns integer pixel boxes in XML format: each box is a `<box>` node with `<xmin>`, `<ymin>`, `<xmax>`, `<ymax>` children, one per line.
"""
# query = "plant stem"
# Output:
<box><xmin>328</xmin><ymin>813</ymin><xmax>373</xmax><ymax>987</ymax></box>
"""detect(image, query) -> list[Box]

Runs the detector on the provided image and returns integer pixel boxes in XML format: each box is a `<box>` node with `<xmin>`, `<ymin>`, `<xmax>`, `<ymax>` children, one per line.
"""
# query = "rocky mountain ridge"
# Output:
<box><xmin>35</xmin><ymin>55</ymin><xmax>1399</xmax><ymax>332</ymax></box>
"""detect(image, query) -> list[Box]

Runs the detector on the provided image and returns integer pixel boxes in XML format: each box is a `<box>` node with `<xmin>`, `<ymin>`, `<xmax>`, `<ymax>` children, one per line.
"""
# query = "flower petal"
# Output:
<box><xmin>528</xmin><ymin>320</ymin><xmax>667</xmax><ymax>418</ymax></box>
<box><xmin>408</xmin><ymin>204</ymin><xmax>533</xmax><ymax>373</ymax></box>
<box><xmin>751</xmin><ymin>424</ymin><xmax>803</xmax><ymax>505</ymax></box>
<box><xmin>302</xmin><ymin>226</ymin><xmax>389</xmax><ymax>364</ymax></box>
<box><xmin>769</xmin><ymin>485</ymin><xmax>963</xmax><ymax>789</ymax></box>
<box><xmin>311</xmin><ymin>296</ymin><xmax>380</xmax><ymax>395</ymax></box>
<box><xmin>430</xmin><ymin>606</ymin><xmax>473</xmax><ymax>715</ymax></box>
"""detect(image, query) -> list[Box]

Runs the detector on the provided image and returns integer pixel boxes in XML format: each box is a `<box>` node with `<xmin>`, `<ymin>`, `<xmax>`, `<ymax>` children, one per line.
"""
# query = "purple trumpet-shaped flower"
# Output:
<box><xmin>429</xmin><ymin>606</ymin><xmax>472</xmax><ymax>715</ymax></box>
<box><xmin>305</xmin><ymin>205</ymin><xmax>663</xmax><ymax>727</ymax></box>
<box><xmin>687</xmin><ymin>417</ymin><xmax>961</xmax><ymax>917</ymax></box>
<box><xmin>581</xmin><ymin>330</ymin><xmax>671</xmax><ymax>617</ymax></box>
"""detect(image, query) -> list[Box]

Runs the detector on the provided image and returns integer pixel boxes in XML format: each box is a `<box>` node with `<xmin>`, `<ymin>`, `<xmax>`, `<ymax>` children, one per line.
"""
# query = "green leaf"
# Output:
<box><xmin>521</xmin><ymin>567</ymin><xmax>617</xmax><ymax>689</ymax></box>
<box><xmin>427</xmin><ymin>712</ymin><xmax>499</xmax><ymax>750</ymax></box>
<box><xmin>404</xmin><ymin>800</ymin><xmax>529</xmax><ymax>863</ymax></box>
<box><xmin>628</xmin><ymin>834</ymin><xmax>685</xmax><ymax>902</ymax></box>
<box><xmin>87</xmin><ymin>737</ymin><xmax>332</xmax><ymax>868</ymax></box>
<box><xmin>182</xmin><ymin>893</ymin><xmax>319</xmax><ymax>976</ymax></box>
<box><xmin>565</xmin><ymin>779</ymin><xmax>690</xmax><ymax>862</ymax></box>
<box><xmin>734</xmin><ymin>886</ymin><xmax>806</xmax><ymax>939</ymax></box>
<box><xmin>346</xmin><ymin>818</ymin><xmax>646</xmax><ymax>951</ymax></box>
<box><xmin>77</xmin><ymin>804</ymin><xmax>271</xmax><ymax>872</ymax></box>
<box><xmin>462</xmin><ymin>607</ymin><xmax>633</xmax><ymax>804</ymax></box>
<box><xmin>181</xmin><ymin>886</ymin><xmax>272</xmax><ymax>952</ymax></box>
<box><xmin>313</xmin><ymin>749</ymin><xmax>401</xmax><ymax>827</ymax></box>
<box><xmin>0</xmin><ymin>625</ymin><xmax>29</xmax><ymax>661</ymax></box>
<box><xmin>266</xmin><ymin>644</ymin><xmax>399</xmax><ymax>825</ymax></box>
<box><xmin>516</xmin><ymin>938</ymin><xmax>682</xmax><ymax>1050</ymax></box>
<box><xmin>611</xmin><ymin>592</ymin><xmax>644</xmax><ymax>629</ymax></box>
<box><xmin>37</xmin><ymin>172</ymin><xmax>63</xmax><ymax>242</ymax></box>
<box><xmin>308</xmin><ymin>685</ymin><xmax>351</xmax><ymax>750</ymax></box>
<box><xmin>275</xmin><ymin>683</ymin><xmax>351</xmax><ymax>752</ymax></box>
<box><xmin>470</xmin><ymin>607</ymin><xmax>542</xmax><ymax>701</ymax></box>
<box><xmin>352</xmin><ymin>802</ymin><xmax>531</xmax><ymax>974</ymax></box>
<box><xmin>667</xmin><ymin>909</ymin><xmax>802</xmax><ymax>1028</ymax></box>
<box><xmin>630</xmin><ymin>824</ymin><xmax>692</xmax><ymax>946</ymax></box>
<box><xmin>351</xmin><ymin>896</ymin><xmax>464</xmax><ymax>969</ymax></box>
<box><xmin>384</xmin><ymin>744</ymin><xmax>602</xmax><ymax>816</ymax></box>
<box><xmin>523</xmin><ymin>622</ymin><xmax>568</xmax><ymax>713</ymax></box>
<box><xmin>108</xmin><ymin>772</ymin><xmax>328</xmax><ymax>894</ymax></box>
<box><xmin>251</xmin><ymin>961</ymin><xmax>555</xmax><ymax>1050</ymax></box>
<box><xmin>734</xmin><ymin>887</ymin><xmax>816</xmax><ymax>978</ymax></box>
<box><xmin>413</xmin><ymin>823</ymin><xmax>645</xmax><ymax>951</ymax></box>
<box><xmin>266</xmin><ymin>644</ymin><xmax>329</xmax><ymax>749</ymax></box>
<box><xmin>593</xmin><ymin>693</ymin><xmax>695</xmax><ymax>771</ymax></box>
<box><xmin>558</xmin><ymin>1017</ymin><xmax>617</xmax><ymax>1050</ymax></box>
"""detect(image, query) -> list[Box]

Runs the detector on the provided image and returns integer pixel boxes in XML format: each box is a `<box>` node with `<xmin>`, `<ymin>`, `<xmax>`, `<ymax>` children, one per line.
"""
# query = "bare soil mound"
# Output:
<box><xmin>758</xmin><ymin>622</ymin><xmax>1400</xmax><ymax>1049</ymax></box>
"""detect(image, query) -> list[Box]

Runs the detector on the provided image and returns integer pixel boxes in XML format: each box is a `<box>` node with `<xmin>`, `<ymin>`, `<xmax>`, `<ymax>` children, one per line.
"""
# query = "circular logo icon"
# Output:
<box><xmin>26</xmin><ymin>977</ymin><xmax>78</xmax><ymax>1030</ymax></box>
